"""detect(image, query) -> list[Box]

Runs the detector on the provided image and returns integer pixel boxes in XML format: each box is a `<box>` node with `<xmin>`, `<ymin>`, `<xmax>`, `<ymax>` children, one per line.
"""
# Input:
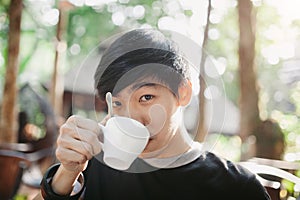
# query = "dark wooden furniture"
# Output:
<box><xmin>0</xmin><ymin>143</ymin><xmax>54</xmax><ymax>200</ymax></box>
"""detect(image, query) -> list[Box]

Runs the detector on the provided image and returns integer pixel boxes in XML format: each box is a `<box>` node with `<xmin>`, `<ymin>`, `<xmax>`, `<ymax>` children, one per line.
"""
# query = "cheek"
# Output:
<box><xmin>146</xmin><ymin>104</ymin><xmax>167</xmax><ymax>136</ymax></box>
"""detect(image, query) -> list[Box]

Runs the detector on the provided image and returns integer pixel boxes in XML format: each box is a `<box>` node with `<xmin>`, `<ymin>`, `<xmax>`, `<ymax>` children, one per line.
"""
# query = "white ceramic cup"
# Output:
<box><xmin>99</xmin><ymin>116</ymin><xmax>150</xmax><ymax>170</ymax></box>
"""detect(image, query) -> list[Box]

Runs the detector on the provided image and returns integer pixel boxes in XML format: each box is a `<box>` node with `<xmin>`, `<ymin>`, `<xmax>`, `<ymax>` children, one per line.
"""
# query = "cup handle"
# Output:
<box><xmin>98</xmin><ymin>123</ymin><xmax>105</xmax><ymax>147</ymax></box>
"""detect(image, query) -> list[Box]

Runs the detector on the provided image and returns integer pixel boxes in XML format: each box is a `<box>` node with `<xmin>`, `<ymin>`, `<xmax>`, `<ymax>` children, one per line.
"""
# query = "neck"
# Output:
<box><xmin>140</xmin><ymin>108</ymin><xmax>193</xmax><ymax>159</ymax></box>
<box><xmin>157</xmin><ymin>125</ymin><xmax>192</xmax><ymax>158</ymax></box>
<box><xmin>140</xmin><ymin>124</ymin><xmax>193</xmax><ymax>159</ymax></box>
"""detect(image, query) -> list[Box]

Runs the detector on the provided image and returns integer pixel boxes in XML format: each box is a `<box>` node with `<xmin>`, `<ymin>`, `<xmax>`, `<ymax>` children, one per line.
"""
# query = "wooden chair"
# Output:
<box><xmin>0</xmin><ymin>143</ymin><xmax>55</xmax><ymax>200</ymax></box>
<box><xmin>0</xmin><ymin>149</ymin><xmax>30</xmax><ymax>200</ymax></box>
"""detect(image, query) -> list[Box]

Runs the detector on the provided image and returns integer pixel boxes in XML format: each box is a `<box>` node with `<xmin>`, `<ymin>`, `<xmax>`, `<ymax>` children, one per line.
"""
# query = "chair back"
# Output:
<box><xmin>0</xmin><ymin>149</ymin><xmax>30</xmax><ymax>200</ymax></box>
<box><xmin>239</xmin><ymin>158</ymin><xmax>300</xmax><ymax>200</ymax></box>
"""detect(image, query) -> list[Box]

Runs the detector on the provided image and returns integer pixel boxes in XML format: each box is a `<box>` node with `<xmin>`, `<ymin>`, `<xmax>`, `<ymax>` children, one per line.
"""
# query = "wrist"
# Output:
<box><xmin>52</xmin><ymin>165</ymin><xmax>81</xmax><ymax>195</ymax></box>
<box><xmin>59</xmin><ymin>164</ymin><xmax>82</xmax><ymax>179</ymax></box>
<box><xmin>60</xmin><ymin>161</ymin><xmax>87</xmax><ymax>173</ymax></box>
<box><xmin>40</xmin><ymin>163</ymin><xmax>85</xmax><ymax>200</ymax></box>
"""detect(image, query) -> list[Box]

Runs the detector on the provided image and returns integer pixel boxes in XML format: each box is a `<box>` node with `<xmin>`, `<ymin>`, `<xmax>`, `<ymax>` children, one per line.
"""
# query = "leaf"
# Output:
<box><xmin>184</xmin><ymin>10</ymin><xmax>193</xmax><ymax>17</ymax></box>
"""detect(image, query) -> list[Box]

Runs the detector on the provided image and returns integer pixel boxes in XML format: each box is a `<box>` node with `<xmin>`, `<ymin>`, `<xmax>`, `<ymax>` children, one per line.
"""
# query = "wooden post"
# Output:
<box><xmin>49</xmin><ymin>6</ymin><xmax>68</xmax><ymax>117</ymax></box>
<box><xmin>238</xmin><ymin>0</ymin><xmax>261</xmax><ymax>160</ymax></box>
<box><xmin>0</xmin><ymin>0</ymin><xmax>23</xmax><ymax>143</ymax></box>
<box><xmin>195</xmin><ymin>0</ymin><xmax>211</xmax><ymax>142</ymax></box>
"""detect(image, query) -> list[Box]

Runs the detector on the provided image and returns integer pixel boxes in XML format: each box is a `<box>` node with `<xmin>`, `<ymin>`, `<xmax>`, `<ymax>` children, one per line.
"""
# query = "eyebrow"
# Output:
<box><xmin>130</xmin><ymin>82</ymin><xmax>158</xmax><ymax>91</ymax></box>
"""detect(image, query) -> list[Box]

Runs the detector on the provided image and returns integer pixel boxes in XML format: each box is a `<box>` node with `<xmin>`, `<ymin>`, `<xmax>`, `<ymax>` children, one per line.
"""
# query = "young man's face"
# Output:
<box><xmin>110</xmin><ymin>77</ymin><xmax>190</xmax><ymax>158</ymax></box>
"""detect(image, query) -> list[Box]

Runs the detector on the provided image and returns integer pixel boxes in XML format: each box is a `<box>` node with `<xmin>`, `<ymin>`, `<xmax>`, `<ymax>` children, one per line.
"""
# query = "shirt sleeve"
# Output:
<box><xmin>237</xmin><ymin>165</ymin><xmax>271</xmax><ymax>200</ymax></box>
<box><xmin>40</xmin><ymin>163</ymin><xmax>86</xmax><ymax>200</ymax></box>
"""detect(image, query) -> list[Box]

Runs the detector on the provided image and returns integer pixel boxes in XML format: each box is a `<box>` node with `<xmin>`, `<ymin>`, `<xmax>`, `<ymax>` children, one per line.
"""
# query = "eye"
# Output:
<box><xmin>112</xmin><ymin>101</ymin><xmax>122</xmax><ymax>107</ymax></box>
<box><xmin>139</xmin><ymin>95</ymin><xmax>154</xmax><ymax>102</ymax></box>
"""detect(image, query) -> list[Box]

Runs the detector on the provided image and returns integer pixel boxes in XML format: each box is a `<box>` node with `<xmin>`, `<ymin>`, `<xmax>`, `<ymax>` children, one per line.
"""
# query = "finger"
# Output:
<box><xmin>100</xmin><ymin>114</ymin><xmax>111</xmax><ymax>126</ymax></box>
<box><xmin>59</xmin><ymin>123</ymin><xmax>77</xmax><ymax>137</ymax></box>
<box><xmin>56</xmin><ymin>147</ymin><xmax>88</xmax><ymax>164</ymax></box>
<box><xmin>72</xmin><ymin>126</ymin><xmax>102</xmax><ymax>155</ymax></box>
<box><xmin>97</xmin><ymin>114</ymin><xmax>111</xmax><ymax>144</ymax></box>
<box><xmin>57</xmin><ymin>134</ymin><xmax>94</xmax><ymax>159</ymax></box>
<box><xmin>60</xmin><ymin>120</ymin><xmax>100</xmax><ymax>139</ymax></box>
<box><xmin>67</xmin><ymin>115</ymin><xmax>101</xmax><ymax>135</ymax></box>
<box><xmin>59</xmin><ymin>122</ymin><xmax>102</xmax><ymax>155</ymax></box>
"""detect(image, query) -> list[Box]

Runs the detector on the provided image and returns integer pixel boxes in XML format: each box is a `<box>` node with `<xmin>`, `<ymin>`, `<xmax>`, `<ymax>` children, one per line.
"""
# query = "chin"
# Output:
<box><xmin>142</xmin><ymin>139</ymin><xmax>153</xmax><ymax>152</ymax></box>
<box><xmin>139</xmin><ymin>139</ymin><xmax>164</xmax><ymax>159</ymax></box>
<box><xmin>138</xmin><ymin>140</ymin><xmax>152</xmax><ymax>157</ymax></box>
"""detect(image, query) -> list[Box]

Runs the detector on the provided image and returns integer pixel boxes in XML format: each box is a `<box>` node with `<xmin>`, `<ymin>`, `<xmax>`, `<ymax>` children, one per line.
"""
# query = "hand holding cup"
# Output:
<box><xmin>56</xmin><ymin>115</ymin><xmax>102</xmax><ymax>173</ymax></box>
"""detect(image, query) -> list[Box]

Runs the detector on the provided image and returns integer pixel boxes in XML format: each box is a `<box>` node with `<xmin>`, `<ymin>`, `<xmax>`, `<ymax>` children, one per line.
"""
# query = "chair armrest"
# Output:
<box><xmin>0</xmin><ymin>143</ymin><xmax>33</xmax><ymax>152</ymax></box>
<box><xmin>239</xmin><ymin>162</ymin><xmax>300</xmax><ymax>192</ymax></box>
<box><xmin>25</xmin><ymin>147</ymin><xmax>55</xmax><ymax>162</ymax></box>
<box><xmin>247</xmin><ymin>157</ymin><xmax>300</xmax><ymax>170</ymax></box>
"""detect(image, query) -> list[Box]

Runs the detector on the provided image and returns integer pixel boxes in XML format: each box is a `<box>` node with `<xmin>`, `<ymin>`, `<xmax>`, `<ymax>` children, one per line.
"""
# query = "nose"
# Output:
<box><xmin>113</xmin><ymin>103</ymin><xmax>150</xmax><ymax>126</ymax></box>
<box><xmin>145</xmin><ymin>104</ymin><xmax>167</xmax><ymax>136</ymax></box>
<box><xmin>129</xmin><ymin>108</ymin><xmax>150</xmax><ymax>127</ymax></box>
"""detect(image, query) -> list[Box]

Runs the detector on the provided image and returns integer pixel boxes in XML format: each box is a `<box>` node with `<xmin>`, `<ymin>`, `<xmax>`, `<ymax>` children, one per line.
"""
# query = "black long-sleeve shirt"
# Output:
<box><xmin>82</xmin><ymin>149</ymin><xmax>270</xmax><ymax>200</ymax></box>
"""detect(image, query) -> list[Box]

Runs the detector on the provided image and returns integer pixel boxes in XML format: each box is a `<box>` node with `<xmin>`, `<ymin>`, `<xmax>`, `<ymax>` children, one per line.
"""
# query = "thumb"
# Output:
<box><xmin>100</xmin><ymin>114</ymin><xmax>111</xmax><ymax>126</ymax></box>
<box><xmin>98</xmin><ymin>114</ymin><xmax>111</xmax><ymax>143</ymax></box>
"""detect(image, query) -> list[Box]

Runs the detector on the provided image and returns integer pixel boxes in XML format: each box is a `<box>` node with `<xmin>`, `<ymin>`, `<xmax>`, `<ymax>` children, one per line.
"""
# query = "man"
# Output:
<box><xmin>38</xmin><ymin>29</ymin><xmax>270</xmax><ymax>199</ymax></box>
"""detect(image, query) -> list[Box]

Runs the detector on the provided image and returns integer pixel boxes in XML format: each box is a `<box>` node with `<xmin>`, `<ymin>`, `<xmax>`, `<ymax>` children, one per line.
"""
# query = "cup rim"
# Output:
<box><xmin>104</xmin><ymin>134</ymin><xmax>147</xmax><ymax>154</ymax></box>
<box><xmin>109</xmin><ymin>116</ymin><xmax>150</xmax><ymax>139</ymax></box>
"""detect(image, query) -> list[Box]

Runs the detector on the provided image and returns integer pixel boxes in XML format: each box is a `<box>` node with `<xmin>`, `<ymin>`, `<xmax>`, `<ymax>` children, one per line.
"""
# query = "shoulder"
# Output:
<box><xmin>193</xmin><ymin>151</ymin><xmax>256</xmax><ymax>180</ymax></box>
<box><xmin>191</xmin><ymin>151</ymin><xmax>270</xmax><ymax>199</ymax></box>
<box><xmin>178</xmin><ymin>151</ymin><xmax>261</xmax><ymax>190</ymax></box>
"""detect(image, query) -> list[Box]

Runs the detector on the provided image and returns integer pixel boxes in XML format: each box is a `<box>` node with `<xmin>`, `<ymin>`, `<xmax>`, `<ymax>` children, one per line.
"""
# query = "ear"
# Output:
<box><xmin>177</xmin><ymin>80</ymin><xmax>192</xmax><ymax>106</ymax></box>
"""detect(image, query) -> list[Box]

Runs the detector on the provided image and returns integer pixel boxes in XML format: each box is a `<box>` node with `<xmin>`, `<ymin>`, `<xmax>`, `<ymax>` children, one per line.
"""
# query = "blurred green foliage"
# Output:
<box><xmin>0</xmin><ymin>0</ymin><xmax>300</xmax><ymax>159</ymax></box>
<box><xmin>13</xmin><ymin>194</ymin><xmax>27</xmax><ymax>200</ymax></box>
<box><xmin>205</xmin><ymin>2</ymin><xmax>300</xmax><ymax>161</ymax></box>
<box><xmin>1</xmin><ymin>1</ymin><xmax>300</xmax><ymax>198</ymax></box>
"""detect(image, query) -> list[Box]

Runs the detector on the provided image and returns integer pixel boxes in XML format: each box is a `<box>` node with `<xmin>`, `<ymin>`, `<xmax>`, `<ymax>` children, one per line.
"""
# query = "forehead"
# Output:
<box><xmin>113</xmin><ymin>77</ymin><xmax>176</xmax><ymax>97</ymax></box>
<box><xmin>101</xmin><ymin>62</ymin><xmax>185</xmax><ymax>101</ymax></box>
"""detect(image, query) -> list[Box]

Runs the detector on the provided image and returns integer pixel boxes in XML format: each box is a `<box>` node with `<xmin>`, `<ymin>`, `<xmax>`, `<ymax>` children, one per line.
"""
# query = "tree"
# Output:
<box><xmin>0</xmin><ymin>0</ymin><xmax>23</xmax><ymax>143</ymax></box>
<box><xmin>195</xmin><ymin>0</ymin><xmax>211</xmax><ymax>142</ymax></box>
<box><xmin>238</xmin><ymin>0</ymin><xmax>260</xmax><ymax>160</ymax></box>
<box><xmin>238</xmin><ymin>0</ymin><xmax>260</xmax><ymax>142</ymax></box>
<box><xmin>49</xmin><ymin>2</ymin><xmax>73</xmax><ymax>117</ymax></box>
<box><xmin>237</xmin><ymin>1</ymin><xmax>284</xmax><ymax>160</ymax></box>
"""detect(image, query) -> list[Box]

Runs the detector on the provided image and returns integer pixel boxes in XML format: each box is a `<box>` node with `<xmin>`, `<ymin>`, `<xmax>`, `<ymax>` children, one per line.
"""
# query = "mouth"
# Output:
<box><xmin>145</xmin><ymin>137</ymin><xmax>154</xmax><ymax>147</ymax></box>
<box><xmin>147</xmin><ymin>138</ymin><xmax>153</xmax><ymax>143</ymax></box>
<box><xmin>148</xmin><ymin>136</ymin><xmax>156</xmax><ymax>141</ymax></box>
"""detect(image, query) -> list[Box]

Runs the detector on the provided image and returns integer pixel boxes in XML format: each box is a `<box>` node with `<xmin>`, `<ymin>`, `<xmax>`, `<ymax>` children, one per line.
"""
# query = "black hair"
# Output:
<box><xmin>94</xmin><ymin>29</ymin><xmax>190</xmax><ymax>100</ymax></box>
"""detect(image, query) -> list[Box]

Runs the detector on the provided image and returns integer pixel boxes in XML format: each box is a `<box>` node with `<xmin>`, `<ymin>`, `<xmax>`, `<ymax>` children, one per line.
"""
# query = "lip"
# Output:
<box><xmin>149</xmin><ymin>136</ymin><xmax>156</xmax><ymax>140</ymax></box>
<box><xmin>146</xmin><ymin>138</ymin><xmax>154</xmax><ymax>144</ymax></box>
